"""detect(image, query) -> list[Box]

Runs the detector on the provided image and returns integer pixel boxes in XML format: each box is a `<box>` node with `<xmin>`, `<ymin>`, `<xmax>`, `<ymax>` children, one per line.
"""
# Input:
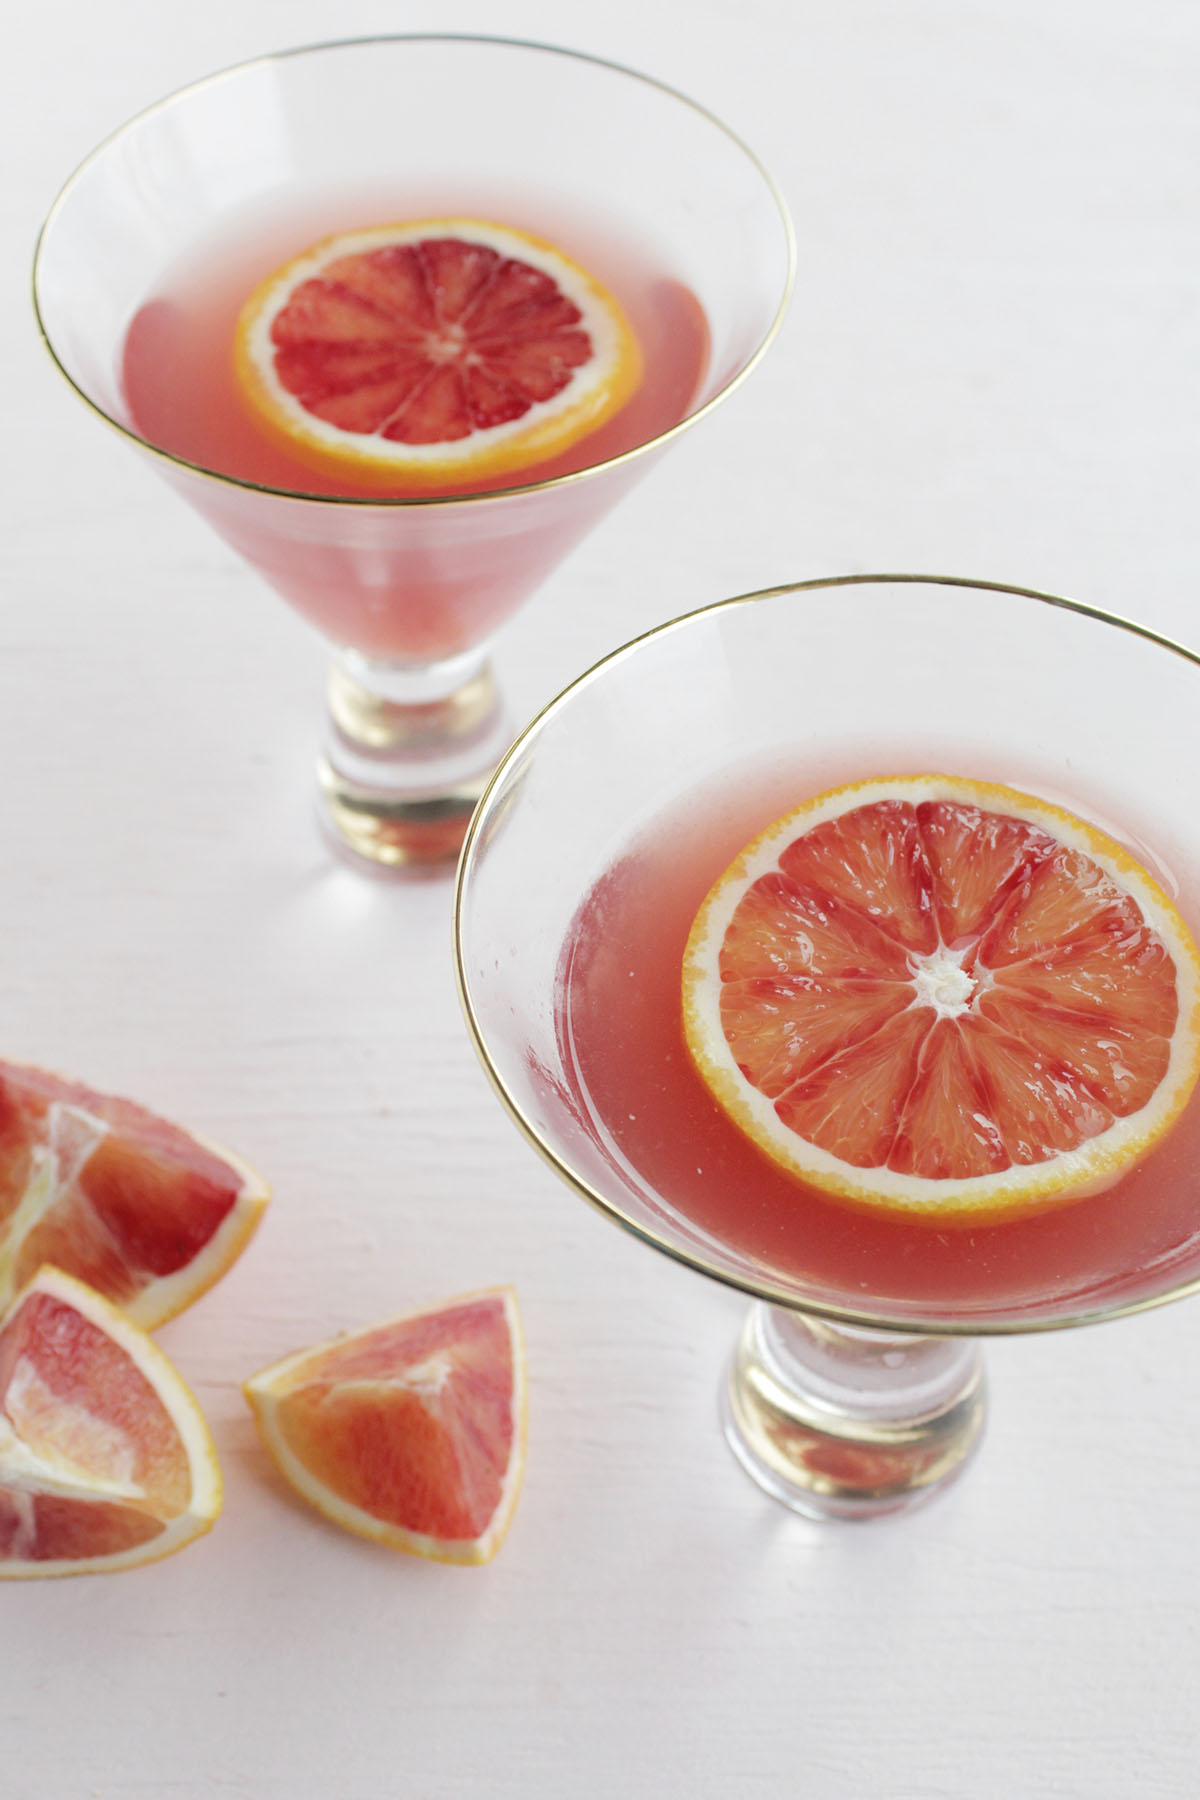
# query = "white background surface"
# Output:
<box><xmin>6</xmin><ymin>2</ymin><xmax>1200</xmax><ymax>1796</ymax></box>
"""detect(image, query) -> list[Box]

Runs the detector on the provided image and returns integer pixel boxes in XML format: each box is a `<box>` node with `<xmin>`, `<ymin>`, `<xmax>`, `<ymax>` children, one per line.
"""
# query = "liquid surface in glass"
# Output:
<box><xmin>121</xmin><ymin>191</ymin><xmax>711</xmax><ymax>500</ymax></box>
<box><xmin>555</xmin><ymin>755</ymin><xmax>1200</xmax><ymax>1322</ymax></box>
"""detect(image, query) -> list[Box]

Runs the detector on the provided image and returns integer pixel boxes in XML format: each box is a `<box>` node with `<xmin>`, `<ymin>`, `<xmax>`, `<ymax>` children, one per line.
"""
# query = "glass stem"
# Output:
<box><xmin>721</xmin><ymin>1302</ymin><xmax>986</xmax><ymax>1520</ymax></box>
<box><xmin>317</xmin><ymin>647</ymin><xmax>514</xmax><ymax>872</ymax></box>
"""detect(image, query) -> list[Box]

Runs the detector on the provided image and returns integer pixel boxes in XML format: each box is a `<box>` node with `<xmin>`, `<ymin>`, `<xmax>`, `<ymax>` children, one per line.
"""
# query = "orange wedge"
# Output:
<box><xmin>683</xmin><ymin>774</ymin><xmax>1200</xmax><ymax>1220</ymax></box>
<box><xmin>245</xmin><ymin>1287</ymin><xmax>525</xmax><ymax>1565</ymax></box>
<box><xmin>0</xmin><ymin>1266</ymin><xmax>221</xmax><ymax>1577</ymax></box>
<box><xmin>234</xmin><ymin>219</ymin><xmax>642</xmax><ymax>489</ymax></box>
<box><xmin>0</xmin><ymin>1061</ymin><xmax>268</xmax><ymax>1328</ymax></box>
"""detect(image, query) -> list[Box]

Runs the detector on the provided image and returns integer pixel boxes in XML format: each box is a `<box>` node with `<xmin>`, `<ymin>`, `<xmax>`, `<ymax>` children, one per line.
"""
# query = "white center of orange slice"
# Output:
<box><xmin>682</xmin><ymin>774</ymin><xmax>1200</xmax><ymax>1220</ymax></box>
<box><xmin>233</xmin><ymin>219</ymin><xmax>643</xmax><ymax>488</ymax></box>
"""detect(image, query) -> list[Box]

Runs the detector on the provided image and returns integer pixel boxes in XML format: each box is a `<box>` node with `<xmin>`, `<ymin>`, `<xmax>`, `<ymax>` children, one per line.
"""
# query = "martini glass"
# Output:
<box><xmin>33</xmin><ymin>35</ymin><xmax>793</xmax><ymax>872</ymax></box>
<box><xmin>455</xmin><ymin>575</ymin><xmax>1200</xmax><ymax>1520</ymax></box>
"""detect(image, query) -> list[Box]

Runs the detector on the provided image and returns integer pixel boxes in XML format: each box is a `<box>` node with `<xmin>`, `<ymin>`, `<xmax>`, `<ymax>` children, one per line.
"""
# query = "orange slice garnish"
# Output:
<box><xmin>683</xmin><ymin>774</ymin><xmax>1200</xmax><ymax>1220</ymax></box>
<box><xmin>233</xmin><ymin>219</ymin><xmax>643</xmax><ymax>489</ymax></box>
<box><xmin>0</xmin><ymin>1061</ymin><xmax>268</xmax><ymax>1329</ymax></box>
<box><xmin>244</xmin><ymin>1287</ymin><xmax>525</xmax><ymax>1565</ymax></box>
<box><xmin>0</xmin><ymin>1267</ymin><xmax>222</xmax><ymax>1577</ymax></box>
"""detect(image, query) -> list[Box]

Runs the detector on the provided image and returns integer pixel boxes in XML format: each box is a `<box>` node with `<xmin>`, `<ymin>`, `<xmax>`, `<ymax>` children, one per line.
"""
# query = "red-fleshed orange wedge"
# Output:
<box><xmin>0</xmin><ymin>1266</ymin><xmax>221</xmax><ymax>1577</ymax></box>
<box><xmin>234</xmin><ymin>219</ymin><xmax>642</xmax><ymax>489</ymax></box>
<box><xmin>0</xmin><ymin>1061</ymin><xmax>268</xmax><ymax>1328</ymax></box>
<box><xmin>683</xmin><ymin>775</ymin><xmax>1200</xmax><ymax>1220</ymax></box>
<box><xmin>244</xmin><ymin>1287</ymin><xmax>525</xmax><ymax>1565</ymax></box>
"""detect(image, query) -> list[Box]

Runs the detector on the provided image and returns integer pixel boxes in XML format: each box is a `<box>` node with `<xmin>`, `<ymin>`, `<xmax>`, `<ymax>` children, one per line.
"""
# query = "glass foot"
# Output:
<box><xmin>721</xmin><ymin>1303</ymin><xmax>986</xmax><ymax>1521</ymax></box>
<box><xmin>317</xmin><ymin>648</ymin><xmax>513</xmax><ymax>872</ymax></box>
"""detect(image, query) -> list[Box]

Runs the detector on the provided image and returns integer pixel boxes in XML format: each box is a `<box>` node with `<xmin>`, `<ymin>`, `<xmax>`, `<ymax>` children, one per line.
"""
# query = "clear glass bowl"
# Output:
<box><xmin>455</xmin><ymin>575</ymin><xmax>1200</xmax><ymax>1516</ymax></box>
<box><xmin>34</xmin><ymin>35</ymin><xmax>794</xmax><ymax>870</ymax></box>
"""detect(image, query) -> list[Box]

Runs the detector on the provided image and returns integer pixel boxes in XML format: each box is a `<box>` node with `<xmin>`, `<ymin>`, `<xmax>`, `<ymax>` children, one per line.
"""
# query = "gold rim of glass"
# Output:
<box><xmin>32</xmin><ymin>31</ymin><xmax>796</xmax><ymax>510</ymax></box>
<box><xmin>454</xmin><ymin>572</ymin><xmax>1200</xmax><ymax>1338</ymax></box>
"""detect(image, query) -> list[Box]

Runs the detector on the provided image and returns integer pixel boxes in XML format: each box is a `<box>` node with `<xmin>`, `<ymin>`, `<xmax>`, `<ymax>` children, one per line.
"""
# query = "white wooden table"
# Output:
<box><xmin>6</xmin><ymin>3</ymin><xmax>1200</xmax><ymax>1795</ymax></box>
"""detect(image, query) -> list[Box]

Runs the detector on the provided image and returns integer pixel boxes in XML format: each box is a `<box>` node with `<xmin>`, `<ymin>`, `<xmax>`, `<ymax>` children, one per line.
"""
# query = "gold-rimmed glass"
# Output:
<box><xmin>33</xmin><ymin>34</ymin><xmax>794</xmax><ymax>871</ymax></box>
<box><xmin>455</xmin><ymin>575</ymin><xmax>1200</xmax><ymax>1518</ymax></box>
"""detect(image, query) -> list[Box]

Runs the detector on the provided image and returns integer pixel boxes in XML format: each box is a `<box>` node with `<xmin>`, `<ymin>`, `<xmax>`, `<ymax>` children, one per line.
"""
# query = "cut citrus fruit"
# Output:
<box><xmin>0</xmin><ymin>1266</ymin><xmax>222</xmax><ymax>1577</ymax></box>
<box><xmin>234</xmin><ymin>219</ymin><xmax>643</xmax><ymax>488</ymax></box>
<box><xmin>244</xmin><ymin>1287</ymin><xmax>525</xmax><ymax>1565</ymax></box>
<box><xmin>0</xmin><ymin>1061</ymin><xmax>268</xmax><ymax>1329</ymax></box>
<box><xmin>683</xmin><ymin>774</ymin><xmax>1200</xmax><ymax>1220</ymax></box>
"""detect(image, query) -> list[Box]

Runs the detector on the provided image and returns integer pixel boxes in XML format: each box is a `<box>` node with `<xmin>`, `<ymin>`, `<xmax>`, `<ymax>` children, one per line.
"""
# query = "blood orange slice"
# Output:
<box><xmin>244</xmin><ymin>1287</ymin><xmax>525</xmax><ymax>1565</ymax></box>
<box><xmin>683</xmin><ymin>775</ymin><xmax>1200</xmax><ymax>1220</ymax></box>
<box><xmin>0</xmin><ymin>1062</ymin><xmax>268</xmax><ymax>1328</ymax></box>
<box><xmin>0</xmin><ymin>1266</ymin><xmax>221</xmax><ymax>1577</ymax></box>
<box><xmin>234</xmin><ymin>219</ymin><xmax>642</xmax><ymax>489</ymax></box>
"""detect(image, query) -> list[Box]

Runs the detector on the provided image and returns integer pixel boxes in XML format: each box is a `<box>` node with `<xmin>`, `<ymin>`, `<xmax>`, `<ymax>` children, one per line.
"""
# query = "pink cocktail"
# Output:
<box><xmin>35</xmin><ymin>37</ymin><xmax>793</xmax><ymax>869</ymax></box>
<box><xmin>456</xmin><ymin>575</ymin><xmax>1200</xmax><ymax>1518</ymax></box>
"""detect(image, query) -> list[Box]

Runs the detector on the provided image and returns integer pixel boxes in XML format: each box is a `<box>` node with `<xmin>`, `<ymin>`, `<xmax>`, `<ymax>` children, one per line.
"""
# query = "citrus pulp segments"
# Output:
<box><xmin>0</xmin><ymin>1061</ymin><xmax>269</xmax><ymax>1329</ymax></box>
<box><xmin>0</xmin><ymin>1266</ymin><xmax>222</xmax><ymax>1578</ymax></box>
<box><xmin>682</xmin><ymin>774</ymin><xmax>1200</xmax><ymax>1220</ymax></box>
<box><xmin>244</xmin><ymin>1286</ymin><xmax>525</xmax><ymax>1565</ymax></box>
<box><xmin>234</xmin><ymin>219</ymin><xmax>643</xmax><ymax>489</ymax></box>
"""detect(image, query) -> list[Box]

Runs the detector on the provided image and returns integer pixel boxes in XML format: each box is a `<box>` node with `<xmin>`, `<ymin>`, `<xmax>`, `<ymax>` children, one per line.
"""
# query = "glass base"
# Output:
<box><xmin>721</xmin><ymin>1303</ymin><xmax>986</xmax><ymax>1521</ymax></box>
<box><xmin>317</xmin><ymin>648</ymin><xmax>513</xmax><ymax>872</ymax></box>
